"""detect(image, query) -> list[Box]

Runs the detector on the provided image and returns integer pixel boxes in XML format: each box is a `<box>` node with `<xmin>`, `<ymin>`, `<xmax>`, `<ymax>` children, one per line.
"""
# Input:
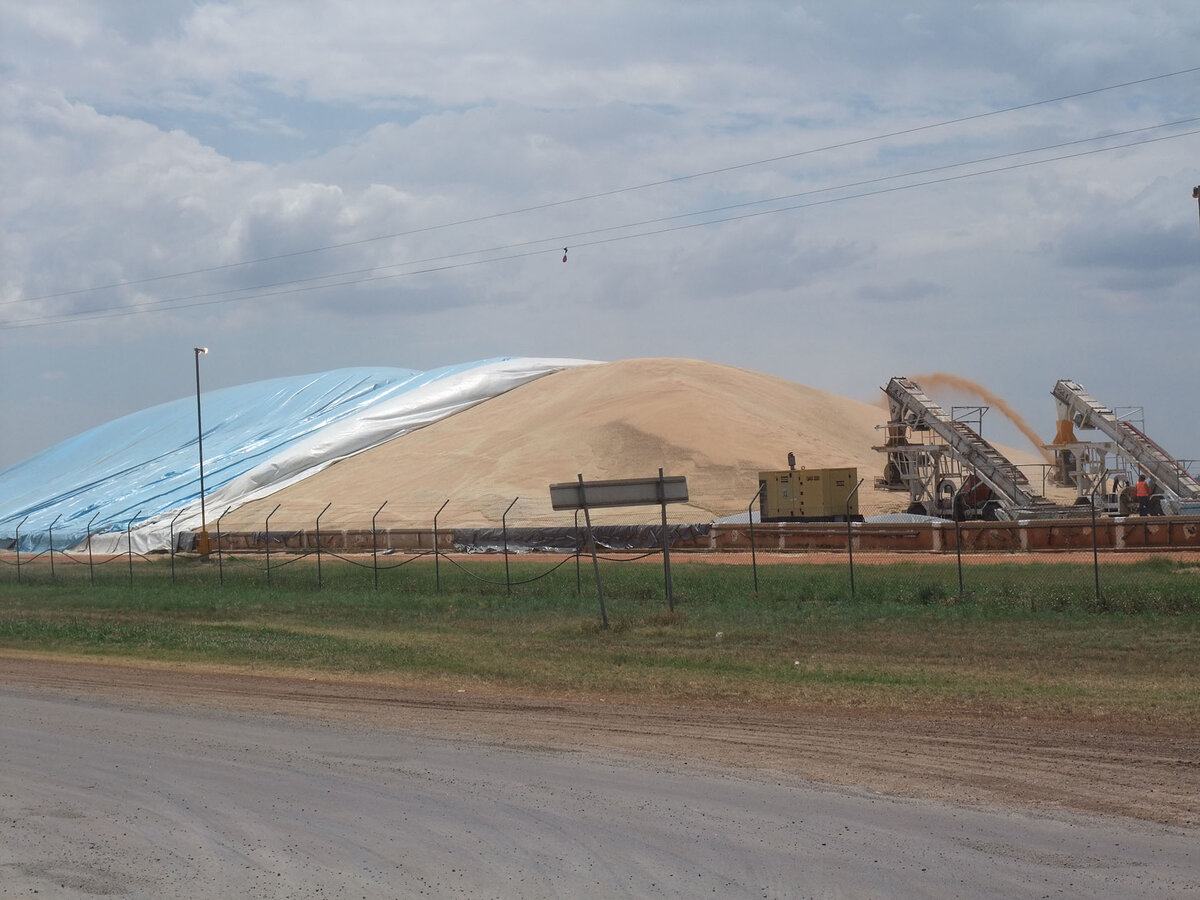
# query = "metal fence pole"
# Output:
<box><xmin>265</xmin><ymin>504</ymin><xmax>280</xmax><ymax>586</ymax></box>
<box><xmin>126</xmin><ymin>510</ymin><xmax>141</xmax><ymax>587</ymax></box>
<box><xmin>15</xmin><ymin>516</ymin><xmax>28</xmax><ymax>585</ymax></box>
<box><xmin>1090</xmin><ymin>483</ymin><xmax>1102</xmax><ymax>602</ymax></box>
<box><xmin>86</xmin><ymin>512</ymin><xmax>100</xmax><ymax>586</ymax></box>
<box><xmin>502</xmin><ymin>497</ymin><xmax>518</xmax><ymax>595</ymax></box>
<box><xmin>48</xmin><ymin>513</ymin><xmax>61</xmax><ymax>582</ymax></box>
<box><xmin>372</xmin><ymin>501</ymin><xmax>387</xmax><ymax>590</ymax></box>
<box><xmin>951</xmin><ymin>483</ymin><xmax>965</xmax><ymax>598</ymax></box>
<box><xmin>748</xmin><ymin>483</ymin><xmax>765</xmax><ymax>594</ymax></box>
<box><xmin>216</xmin><ymin>506</ymin><xmax>231</xmax><ymax>587</ymax></box>
<box><xmin>169</xmin><ymin>508</ymin><xmax>185</xmax><ymax>585</ymax></box>
<box><xmin>846</xmin><ymin>479</ymin><xmax>864</xmax><ymax>599</ymax></box>
<box><xmin>315</xmin><ymin>503</ymin><xmax>331</xmax><ymax>589</ymax></box>
<box><xmin>433</xmin><ymin>499</ymin><xmax>449</xmax><ymax>592</ymax></box>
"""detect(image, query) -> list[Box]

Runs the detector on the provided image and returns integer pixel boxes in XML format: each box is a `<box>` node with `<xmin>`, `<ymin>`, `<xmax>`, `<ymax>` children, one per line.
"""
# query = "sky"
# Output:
<box><xmin>2</xmin><ymin>1</ymin><xmax>1198</xmax><ymax>472</ymax></box>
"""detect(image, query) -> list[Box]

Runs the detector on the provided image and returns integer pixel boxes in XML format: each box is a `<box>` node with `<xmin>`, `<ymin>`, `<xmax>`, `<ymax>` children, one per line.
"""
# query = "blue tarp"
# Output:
<box><xmin>0</xmin><ymin>358</ymin><xmax>590</xmax><ymax>552</ymax></box>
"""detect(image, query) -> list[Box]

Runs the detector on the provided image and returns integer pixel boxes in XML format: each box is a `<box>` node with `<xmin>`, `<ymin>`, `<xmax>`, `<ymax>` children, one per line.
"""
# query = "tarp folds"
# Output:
<box><xmin>0</xmin><ymin>358</ymin><xmax>595</xmax><ymax>553</ymax></box>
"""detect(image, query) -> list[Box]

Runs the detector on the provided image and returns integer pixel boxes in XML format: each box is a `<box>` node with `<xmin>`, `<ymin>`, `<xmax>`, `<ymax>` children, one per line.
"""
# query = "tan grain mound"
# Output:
<box><xmin>219</xmin><ymin>358</ymin><xmax>1036</xmax><ymax>531</ymax></box>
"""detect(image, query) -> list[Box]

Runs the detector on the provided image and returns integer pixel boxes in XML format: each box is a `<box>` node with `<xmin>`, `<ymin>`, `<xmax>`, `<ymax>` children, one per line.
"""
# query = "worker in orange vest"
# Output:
<box><xmin>1134</xmin><ymin>474</ymin><xmax>1152</xmax><ymax>515</ymax></box>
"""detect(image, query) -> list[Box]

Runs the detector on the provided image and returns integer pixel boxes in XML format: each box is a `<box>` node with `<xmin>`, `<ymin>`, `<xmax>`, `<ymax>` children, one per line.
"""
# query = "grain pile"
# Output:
<box><xmin>219</xmin><ymin>358</ymin><xmax>1047</xmax><ymax>531</ymax></box>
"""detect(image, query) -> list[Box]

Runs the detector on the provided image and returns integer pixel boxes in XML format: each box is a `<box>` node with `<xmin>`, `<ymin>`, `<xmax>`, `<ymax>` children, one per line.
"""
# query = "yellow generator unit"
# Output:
<box><xmin>758</xmin><ymin>465</ymin><xmax>861</xmax><ymax>523</ymax></box>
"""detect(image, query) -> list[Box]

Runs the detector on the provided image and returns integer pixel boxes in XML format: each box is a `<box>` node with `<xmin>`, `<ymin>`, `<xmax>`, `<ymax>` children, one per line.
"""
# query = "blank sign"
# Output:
<box><xmin>549</xmin><ymin>476</ymin><xmax>689</xmax><ymax>510</ymax></box>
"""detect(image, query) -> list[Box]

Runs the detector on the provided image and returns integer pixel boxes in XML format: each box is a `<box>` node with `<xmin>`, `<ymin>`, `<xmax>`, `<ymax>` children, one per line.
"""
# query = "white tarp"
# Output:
<box><xmin>1</xmin><ymin>357</ymin><xmax>596</xmax><ymax>554</ymax></box>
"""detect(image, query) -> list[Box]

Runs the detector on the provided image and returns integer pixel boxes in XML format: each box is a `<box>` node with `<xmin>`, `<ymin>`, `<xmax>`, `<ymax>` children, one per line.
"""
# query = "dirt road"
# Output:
<box><xmin>3</xmin><ymin>655</ymin><xmax>1197</xmax><ymax>825</ymax></box>
<box><xmin>2</xmin><ymin>656</ymin><xmax>1197</xmax><ymax>898</ymax></box>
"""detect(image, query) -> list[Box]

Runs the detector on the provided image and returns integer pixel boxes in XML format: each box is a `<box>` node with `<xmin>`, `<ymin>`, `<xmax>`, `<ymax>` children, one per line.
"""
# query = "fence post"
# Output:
<box><xmin>578</xmin><ymin>474</ymin><xmax>608</xmax><ymax>629</ymax></box>
<box><xmin>846</xmin><ymin>479</ymin><xmax>864</xmax><ymax>599</ymax></box>
<box><xmin>952</xmin><ymin>482</ymin><xmax>965</xmax><ymax>599</ymax></box>
<box><xmin>315</xmin><ymin>502</ymin><xmax>331</xmax><ymax>589</ymax></box>
<box><xmin>433</xmin><ymin>499</ymin><xmax>449</xmax><ymax>592</ymax></box>
<box><xmin>574</xmin><ymin>509</ymin><xmax>582</xmax><ymax>597</ymax></box>
<box><xmin>658</xmin><ymin>469</ymin><xmax>674</xmax><ymax>612</ymax></box>
<box><xmin>126</xmin><ymin>510</ymin><xmax>142</xmax><ymax>587</ymax></box>
<box><xmin>1090</xmin><ymin>483</ymin><xmax>1102</xmax><ymax>602</ymax></box>
<box><xmin>372</xmin><ymin>501</ymin><xmax>387</xmax><ymax>589</ymax></box>
<box><xmin>748</xmin><ymin>483</ymin><xmax>765</xmax><ymax>594</ymax></box>
<box><xmin>15</xmin><ymin>515</ymin><xmax>28</xmax><ymax>585</ymax></box>
<box><xmin>169</xmin><ymin>508</ymin><xmax>185</xmax><ymax>585</ymax></box>
<box><xmin>502</xmin><ymin>497</ymin><xmax>518</xmax><ymax>595</ymax></box>
<box><xmin>48</xmin><ymin>513</ymin><xmax>61</xmax><ymax>582</ymax></box>
<box><xmin>216</xmin><ymin>506</ymin><xmax>231</xmax><ymax>587</ymax></box>
<box><xmin>265</xmin><ymin>504</ymin><xmax>280</xmax><ymax>586</ymax></box>
<box><xmin>86</xmin><ymin>512</ymin><xmax>100</xmax><ymax>586</ymax></box>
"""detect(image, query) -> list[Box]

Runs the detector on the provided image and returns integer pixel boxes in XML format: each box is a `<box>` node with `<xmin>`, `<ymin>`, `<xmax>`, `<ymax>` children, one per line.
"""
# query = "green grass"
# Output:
<box><xmin>1</xmin><ymin>554</ymin><xmax>1197</xmax><ymax>727</ymax></box>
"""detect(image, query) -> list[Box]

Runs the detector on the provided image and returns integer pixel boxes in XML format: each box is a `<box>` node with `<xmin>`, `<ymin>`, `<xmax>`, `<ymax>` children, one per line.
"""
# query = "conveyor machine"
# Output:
<box><xmin>875</xmin><ymin>377</ymin><xmax>1062</xmax><ymax>520</ymax></box>
<box><xmin>1048</xmin><ymin>379</ymin><xmax>1200</xmax><ymax>515</ymax></box>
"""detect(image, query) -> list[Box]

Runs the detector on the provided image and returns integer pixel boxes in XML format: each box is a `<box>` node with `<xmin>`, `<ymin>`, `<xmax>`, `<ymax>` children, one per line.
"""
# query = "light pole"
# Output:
<box><xmin>194</xmin><ymin>347</ymin><xmax>211</xmax><ymax>556</ymax></box>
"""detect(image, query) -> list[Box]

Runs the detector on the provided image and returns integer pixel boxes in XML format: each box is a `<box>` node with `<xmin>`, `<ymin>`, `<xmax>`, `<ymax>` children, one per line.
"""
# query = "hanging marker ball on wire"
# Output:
<box><xmin>562</xmin><ymin>247</ymin><xmax>568</xmax><ymax>263</ymax></box>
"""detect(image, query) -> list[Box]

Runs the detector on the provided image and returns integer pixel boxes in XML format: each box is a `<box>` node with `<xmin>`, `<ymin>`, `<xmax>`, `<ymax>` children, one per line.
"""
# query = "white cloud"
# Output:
<box><xmin>1</xmin><ymin>1</ymin><xmax>1198</xmax><ymax>469</ymax></box>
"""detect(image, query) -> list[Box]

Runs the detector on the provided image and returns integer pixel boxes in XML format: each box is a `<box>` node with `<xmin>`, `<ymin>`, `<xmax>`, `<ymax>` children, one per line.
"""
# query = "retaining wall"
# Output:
<box><xmin>197</xmin><ymin>516</ymin><xmax>1200</xmax><ymax>553</ymax></box>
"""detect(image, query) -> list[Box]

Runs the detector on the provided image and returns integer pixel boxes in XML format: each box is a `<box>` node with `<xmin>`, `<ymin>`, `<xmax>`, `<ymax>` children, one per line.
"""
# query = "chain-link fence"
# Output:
<box><xmin>3</xmin><ymin>492</ymin><xmax>1196</xmax><ymax>617</ymax></box>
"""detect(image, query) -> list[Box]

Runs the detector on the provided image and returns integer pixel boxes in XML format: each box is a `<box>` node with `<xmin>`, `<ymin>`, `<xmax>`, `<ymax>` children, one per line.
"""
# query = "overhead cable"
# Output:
<box><xmin>8</xmin><ymin>116</ymin><xmax>1195</xmax><ymax>319</ymax></box>
<box><xmin>11</xmin><ymin>64</ymin><xmax>1200</xmax><ymax>305</ymax></box>
<box><xmin>6</xmin><ymin>125</ymin><xmax>1196</xmax><ymax>330</ymax></box>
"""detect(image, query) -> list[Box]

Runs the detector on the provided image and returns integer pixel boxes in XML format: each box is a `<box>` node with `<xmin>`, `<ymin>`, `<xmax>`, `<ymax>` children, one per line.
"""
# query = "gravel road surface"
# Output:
<box><xmin>2</xmin><ymin>674</ymin><xmax>1196</xmax><ymax>899</ymax></box>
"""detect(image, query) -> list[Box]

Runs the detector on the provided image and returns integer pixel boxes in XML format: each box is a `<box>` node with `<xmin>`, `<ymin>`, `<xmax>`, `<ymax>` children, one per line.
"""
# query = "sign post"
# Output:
<box><xmin>551</xmin><ymin>473</ymin><xmax>689</xmax><ymax>625</ymax></box>
<box><xmin>658</xmin><ymin>468</ymin><xmax>674</xmax><ymax>611</ymax></box>
<box><xmin>577</xmin><ymin>475</ymin><xmax>607</xmax><ymax>628</ymax></box>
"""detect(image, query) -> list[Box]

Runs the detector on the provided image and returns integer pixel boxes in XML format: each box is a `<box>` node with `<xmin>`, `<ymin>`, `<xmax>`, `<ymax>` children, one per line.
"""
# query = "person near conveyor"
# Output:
<box><xmin>1134</xmin><ymin>473</ymin><xmax>1153</xmax><ymax>515</ymax></box>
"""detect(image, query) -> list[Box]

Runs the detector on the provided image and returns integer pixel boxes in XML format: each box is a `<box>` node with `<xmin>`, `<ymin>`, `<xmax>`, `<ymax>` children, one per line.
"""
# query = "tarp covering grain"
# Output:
<box><xmin>0</xmin><ymin>358</ymin><xmax>594</xmax><ymax>552</ymax></box>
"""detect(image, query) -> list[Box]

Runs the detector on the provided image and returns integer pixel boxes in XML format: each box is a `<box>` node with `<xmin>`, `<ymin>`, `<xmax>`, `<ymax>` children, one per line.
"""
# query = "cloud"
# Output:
<box><xmin>2</xmin><ymin>1</ymin><xmax>1199</xmax><ymax>470</ymax></box>
<box><xmin>1</xmin><ymin>85</ymin><xmax>261</xmax><ymax>318</ymax></box>
<box><xmin>855</xmin><ymin>280</ymin><xmax>943</xmax><ymax>304</ymax></box>
<box><xmin>1060</xmin><ymin>220</ymin><xmax>1197</xmax><ymax>271</ymax></box>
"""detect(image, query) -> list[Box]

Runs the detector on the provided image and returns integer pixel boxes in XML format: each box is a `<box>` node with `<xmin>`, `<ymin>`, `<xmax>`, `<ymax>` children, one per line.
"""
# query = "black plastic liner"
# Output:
<box><xmin>452</xmin><ymin>523</ymin><xmax>712</xmax><ymax>553</ymax></box>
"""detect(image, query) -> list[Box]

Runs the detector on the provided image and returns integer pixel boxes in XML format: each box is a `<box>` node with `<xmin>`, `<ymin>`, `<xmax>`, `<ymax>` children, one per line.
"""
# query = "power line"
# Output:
<box><xmin>9</xmin><ymin>116</ymin><xmax>1195</xmax><ymax>321</ymax></box>
<box><xmin>11</xmin><ymin>64</ymin><xmax>1200</xmax><ymax>306</ymax></box>
<box><xmin>7</xmin><ymin>125</ymin><xmax>1196</xmax><ymax>331</ymax></box>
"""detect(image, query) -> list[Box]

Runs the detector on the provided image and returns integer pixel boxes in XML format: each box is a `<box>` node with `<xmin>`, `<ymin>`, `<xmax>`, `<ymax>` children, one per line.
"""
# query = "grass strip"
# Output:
<box><xmin>2</xmin><ymin>557</ymin><xmax>1197</xmax><ymax>727</ymax></box>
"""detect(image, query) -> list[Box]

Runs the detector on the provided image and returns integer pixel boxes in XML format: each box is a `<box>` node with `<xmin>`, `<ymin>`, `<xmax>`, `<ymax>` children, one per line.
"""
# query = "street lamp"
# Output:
<box><xmin>194</xmin><ymin>347</ymin><xmax>211</xmax><ymax>556</ymax></box>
